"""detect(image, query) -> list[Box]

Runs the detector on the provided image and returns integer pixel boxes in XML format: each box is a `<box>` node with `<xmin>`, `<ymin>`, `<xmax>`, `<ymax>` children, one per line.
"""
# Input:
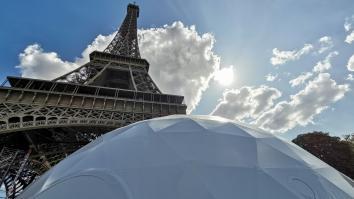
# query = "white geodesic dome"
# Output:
<box><xmin>20</xmin><ymin>115</ymin><xmax>354</xmax><ymax>199</ymax></box>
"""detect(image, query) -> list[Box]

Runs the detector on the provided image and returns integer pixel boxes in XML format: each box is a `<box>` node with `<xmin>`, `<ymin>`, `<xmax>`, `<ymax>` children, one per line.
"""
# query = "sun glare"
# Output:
<box><xmin>214</xmin><ymin>65</ymin><xmax>234</xmax><ymax>86</ymax></box>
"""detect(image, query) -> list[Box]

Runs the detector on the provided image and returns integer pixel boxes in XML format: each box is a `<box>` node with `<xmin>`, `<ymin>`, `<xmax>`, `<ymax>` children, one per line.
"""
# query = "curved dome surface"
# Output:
<box><xmin>20</xmin><ymin>115</ymin><xmax>354</xmax><ymax>199</ymax></box>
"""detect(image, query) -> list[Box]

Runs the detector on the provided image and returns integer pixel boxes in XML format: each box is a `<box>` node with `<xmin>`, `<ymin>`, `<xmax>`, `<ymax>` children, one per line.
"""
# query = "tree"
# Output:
<box><xmin>292</xmin><ymin>132</ymin><xmax>354</xmax><ymax>179</ymax></box>
<box><xmin>343</xmin><ymin>133</ymin><xmax>354</xmax><ymax>143</ymax></box>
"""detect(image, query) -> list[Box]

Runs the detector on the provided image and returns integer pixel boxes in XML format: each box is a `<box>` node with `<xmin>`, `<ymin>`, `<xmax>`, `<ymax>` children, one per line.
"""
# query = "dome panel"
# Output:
<box><xmin>158</xmin><ymin>130</ymin><xmax>258</xmax><ymax>166</ymax></box>
<box><xmin>19</xmin><ymin>115</ymin><xmax>354</xmax><ymax>199</ymax></box>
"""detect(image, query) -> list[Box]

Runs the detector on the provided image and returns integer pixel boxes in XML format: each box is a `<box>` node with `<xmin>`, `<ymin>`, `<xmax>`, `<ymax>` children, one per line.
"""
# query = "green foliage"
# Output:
<box><xmin>292</xmin><ymin>131</ymin><xmax>354</xmax><ymax>179</ymax></box>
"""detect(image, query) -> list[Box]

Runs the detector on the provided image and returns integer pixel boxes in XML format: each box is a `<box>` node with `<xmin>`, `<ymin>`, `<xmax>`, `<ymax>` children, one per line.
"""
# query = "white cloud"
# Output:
<box><xmin>345</xmin><ymin>24</ymin><xmax>352</xmax><ymax>32</ymax></box>
<box><xmin>265</xmin><ymin>73</ymin><xmax>278</xmax><ymax>82</ymax></box>
<box><xmin>289</xmin><ymin>72</ymin><xmax>313</xmax><ymax>87</ymax></box>
<box><xmin>139</xmin><ymin>22</ymin><xmax>220</xmax><ymax>113</ymax></box>
<box><xmin>270</xmin><ymin>44</ymin><xmax>313</xmax><ymax>65</ymax></box>
<box><xmin>211</xmin><ymin>86</ymin><xmax>281</xmax><ymax>121</ymax></box>
<box><xmin>344</xmin><ymin>15</ymin><xmax>354</xmax><ymax>44</ymax></box>
<box><xmin>345</xmin><ymin>32</ymin><xmax>354</xmax><ymax>44</ymax></box>
<box><xmin>347</xmin><ymin>54</ymin><xmax>354</xmax><ymax>71</ymax></box>
<box><xmin>317</xmin><ymin>36</ymin><xmax>334</xmax><ymax>54</ymax></box>
<box><xmin>255</xmin><ymin>73</ymin><xmax>349</xmax><ymax>133</ymax></box>
<box><xmin>270</xmin><ymin>36</ymin><xmax>334</xmax><ymax>66</ymax></box>
<box><xmin>346</xmin><ymin>74</ymin><xmax>354</xmax><ymax>81</ymax></box>
<box><xmin>313</xmin><ymin>51</ymin><xmax>338</xmax><ymax>73</ymax></box>
<box><xmin>211</xmin><ymin>74</ymin><xmax>349</xmax><ymax>133</ymax></box>
<box><xmin>76</xmin><ymin>33</ymin><xmax>116</xmax><ymax>65</ymax></box>
<box><xmin>16</xmin><ymin>44</ymin><xmax>79</xmax><ymax>80</ymax></box>
<box><xmin>16</xmin><ymin>33</ymin><xmax>116</xmax><ymax>80</ymax></box>
<box><xmin>16</xmin><ymin>21</ymin><xmax>221</xmax><ymax>113</ymax></box>
<box><xmin>344</xmin><ymin>15</ymin><xmax>354</xmax><ymax>32</ymax></box>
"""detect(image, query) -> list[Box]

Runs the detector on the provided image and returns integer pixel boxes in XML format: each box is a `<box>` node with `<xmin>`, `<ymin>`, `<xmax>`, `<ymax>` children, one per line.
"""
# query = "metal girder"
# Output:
<box><xmin>0</xmin><ymin>147</ymin><xmax>37</xmax><ymax>199</ymax></box>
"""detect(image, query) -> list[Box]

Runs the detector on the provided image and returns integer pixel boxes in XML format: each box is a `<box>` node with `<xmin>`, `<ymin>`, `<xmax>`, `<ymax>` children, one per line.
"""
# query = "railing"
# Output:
<box><xmin>0</xmin><ymin>118</ymin><xmax>123</xmax><ymax>134</ymax></box>
<box><xmin>3</xmin><ymin>76</ymin><xmax>186</xmax><ymax>105</ymax></box>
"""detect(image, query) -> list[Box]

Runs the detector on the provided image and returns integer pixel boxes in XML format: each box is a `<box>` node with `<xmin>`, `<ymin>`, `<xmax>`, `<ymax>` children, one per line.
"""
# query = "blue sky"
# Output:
<box><xmin>1</xmin><ymin>0</ymin><xmax>354</xmax><ymax>140</ymax></box>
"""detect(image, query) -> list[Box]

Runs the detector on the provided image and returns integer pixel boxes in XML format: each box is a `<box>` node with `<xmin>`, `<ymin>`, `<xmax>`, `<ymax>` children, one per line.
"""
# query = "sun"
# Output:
<box><xmin>214</xmin><ymin>65</ymin><xmax>234</xmax><ymax>86</ymax></box>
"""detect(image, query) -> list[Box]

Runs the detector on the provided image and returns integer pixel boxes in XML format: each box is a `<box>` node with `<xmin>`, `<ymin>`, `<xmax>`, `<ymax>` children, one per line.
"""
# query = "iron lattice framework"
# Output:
<box><xmin>104</xmin><ymin>4</ymin><xmax>141</xmax><ymax>58</ymax></box>
<box><xmin>0</xmin><ymin>3</ymin><xmax>186</xmax><ymax>198</ymax></box>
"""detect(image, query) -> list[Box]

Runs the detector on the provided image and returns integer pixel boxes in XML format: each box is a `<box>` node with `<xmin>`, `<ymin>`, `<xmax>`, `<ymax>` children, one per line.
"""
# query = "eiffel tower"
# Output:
<box><xmin>0</xmin><ymin>4</ymin><xmax>187</xmax><ymax>198</ymax></box>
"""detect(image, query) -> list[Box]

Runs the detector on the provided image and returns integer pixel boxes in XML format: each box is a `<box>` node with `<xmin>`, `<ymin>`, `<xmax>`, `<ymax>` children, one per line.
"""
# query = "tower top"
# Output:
<box><xmin>127</xmin><ymin>3</ymin><xmax>139</xmax><ymax>17</ymax></box>
<box><xmin>104</xmin><ymin>4</ymin><xmax>141</xmax><ymax>58</ymax></box>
